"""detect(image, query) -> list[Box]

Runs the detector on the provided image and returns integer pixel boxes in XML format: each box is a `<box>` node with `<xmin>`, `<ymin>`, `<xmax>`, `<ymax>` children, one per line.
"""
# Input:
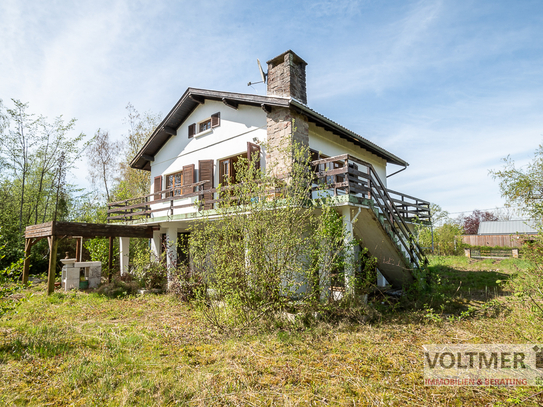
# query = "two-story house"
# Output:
<box><xmin>108</xmin><ymin>50</ymin><xmax>430</xmax><ymax>290</ymax></box>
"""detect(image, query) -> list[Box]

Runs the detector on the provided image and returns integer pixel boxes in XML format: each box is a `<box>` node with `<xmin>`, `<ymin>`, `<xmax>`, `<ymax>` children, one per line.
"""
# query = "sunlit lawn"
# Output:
<box><xmin>1</xmin><ymin>256</ymin><xmax>542</xmax><ymax>406</ymax></box>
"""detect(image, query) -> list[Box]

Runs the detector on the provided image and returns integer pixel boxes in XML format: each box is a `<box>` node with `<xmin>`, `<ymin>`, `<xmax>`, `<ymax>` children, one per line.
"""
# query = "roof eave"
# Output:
<box><xmin>130</xmin><ymin>89</ymin><xmax>409</xmax><ymax>170</ymax></box>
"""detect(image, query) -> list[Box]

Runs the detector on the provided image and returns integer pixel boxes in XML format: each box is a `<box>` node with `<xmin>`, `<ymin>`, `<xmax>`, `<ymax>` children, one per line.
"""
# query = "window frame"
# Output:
<box><xmin>188</xmin><ymin>112</ymin><xmax>221</xmax><ymax>138</ymax></box>
<box><xmin>198</xmin><ymin>118</ymin><xmax>212</xmax><ymax>133</ymax></box>
<box><xmin>218</xmin><ymin>152</ymin><xmax>248</xmax><ymax>185</ymax></box>
<box><xmin>165</xmin><ymin>170</ymin><xmax>183</xmax><ymax>197</ymax></box>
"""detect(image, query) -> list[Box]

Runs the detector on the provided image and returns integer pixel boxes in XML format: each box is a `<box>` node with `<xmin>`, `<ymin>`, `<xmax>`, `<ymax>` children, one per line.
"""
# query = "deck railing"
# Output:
<box><xmin>310</xmin><ymin>154</ymin><xmax>429</xmax><ymax>268</ymax></box>
<box><xmin>310</xmin><ymin>155</ymin><xmax>430</xmax><ymax>222</ymax></box>
<box><xmin>108</xmin><ymin>155</ymin><xmax>430</xmax><ymax>257</ymax></box>
<box><xmin>107</xmin><ymin>154</ymin><xmax>429</xmax><ymax>268</ymax></box>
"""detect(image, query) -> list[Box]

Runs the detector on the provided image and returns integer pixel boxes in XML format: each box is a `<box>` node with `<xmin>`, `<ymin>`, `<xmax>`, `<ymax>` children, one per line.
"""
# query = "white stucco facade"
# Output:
<box><xmin>149</xmin><ymin>101</ymin><xmax>267</xmax><ymax>218</ymax></box>
<box><xmin>147</xmin><ymin>101</ymin><xmax>390</xmax><ymax>220</ymax></box>
<box><xmin>151</xmin><ymin>100</ymin><xmax>267</xmax><ymax>189</ymax></box>
<box><xmin>308</xmin><ymin>123</ymin><xmax>388</xmax><ymax>187</ymax></box>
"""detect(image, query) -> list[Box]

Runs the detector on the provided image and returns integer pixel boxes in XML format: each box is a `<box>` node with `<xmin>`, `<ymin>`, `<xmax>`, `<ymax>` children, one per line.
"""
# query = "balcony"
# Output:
<box><xmin>107</xmin><ymin>154</ymin><xmax>430</xmax><ymax>224</ymax></box>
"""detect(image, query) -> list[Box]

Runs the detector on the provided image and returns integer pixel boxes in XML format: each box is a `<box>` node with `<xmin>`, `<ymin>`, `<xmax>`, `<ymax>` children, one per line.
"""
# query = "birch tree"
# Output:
<box><xmin>86</xmin><ymin>129</ymin><xmax>122</xmax><ymax>202</ymax></box>
<box><xmin>3</xmin><ymin>100</ymin><xmax>38</xmax><ymax>233</ymax></box>
<box><xmin>114</xmin><ymin>103</ymin><xmax>160</xmax><ymax>200</ymax></box>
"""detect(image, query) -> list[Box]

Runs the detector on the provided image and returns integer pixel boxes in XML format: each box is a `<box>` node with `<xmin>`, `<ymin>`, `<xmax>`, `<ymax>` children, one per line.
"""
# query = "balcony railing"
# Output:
<box><xmin>107</xmin><ymin>154</ymin><xmax>430</xmax><ymax>269</ymax></box>
<box><xmin>310</xmin><ymin>155</ymin><xmax>430</xmax><ymax>222</ymax></box>
<box><xmin>107</xmin><ymin>155</ymin><xmax>430</xmax><ymax>224</ymax></box>
<box><xmin>311</xmin><ymin>154</ymin><xmax>429</xmax><ymax>268</ymax></box>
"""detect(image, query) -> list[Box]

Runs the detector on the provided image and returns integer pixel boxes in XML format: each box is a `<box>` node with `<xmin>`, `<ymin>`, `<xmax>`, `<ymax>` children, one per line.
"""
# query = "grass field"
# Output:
<box><xmin>1</xmin><ymin>256</ymin><xmax>543</xmax><ymax>406</ymax></box>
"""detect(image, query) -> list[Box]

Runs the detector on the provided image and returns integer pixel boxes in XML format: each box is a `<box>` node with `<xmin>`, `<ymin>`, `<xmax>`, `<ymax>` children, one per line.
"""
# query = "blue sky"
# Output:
<box><xmin>1</xmin><ymin>0</ymin><xmax>542</xmax><ymax>216</ymax></box>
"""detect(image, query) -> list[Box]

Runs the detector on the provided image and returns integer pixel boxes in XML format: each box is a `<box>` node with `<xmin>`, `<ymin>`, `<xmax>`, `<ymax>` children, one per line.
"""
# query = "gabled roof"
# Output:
<box><xmin>130</xmin><ymin>88</ymin><xmax>408</xmax><ymax>170</ymax></box>
<box><xmin>289</xmin><ymin>99</ymin><xmax>407</xmax><ymax>167</ymax></box>
<box><xmin>478</xmin><ymin>220</ymin><xmax>539</xmax><ymax>235</ymax></box>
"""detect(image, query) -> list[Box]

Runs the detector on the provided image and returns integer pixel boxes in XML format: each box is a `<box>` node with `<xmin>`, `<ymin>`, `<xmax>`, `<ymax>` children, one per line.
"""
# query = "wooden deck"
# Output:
<box><xmin>23</xmin><ymin>222</ymin><xmax>155</xmax><ymax>295</ymax></box>
<box><xmin>107</xmin><ymin>155</ymin><xmax>431</xmax><ymax>224</ymax></box>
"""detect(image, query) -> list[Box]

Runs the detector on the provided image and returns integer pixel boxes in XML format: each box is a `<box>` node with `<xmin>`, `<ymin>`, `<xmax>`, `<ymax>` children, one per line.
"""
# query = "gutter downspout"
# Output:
<box><xmin>386</xmin><ymin>165</ymin><xmax>407</xmax><ymax>178</ymax></box>
<box><xmin>352</xmin><ymin>207</ymin><xmax>362</xmax><ymax>224</ymax></box>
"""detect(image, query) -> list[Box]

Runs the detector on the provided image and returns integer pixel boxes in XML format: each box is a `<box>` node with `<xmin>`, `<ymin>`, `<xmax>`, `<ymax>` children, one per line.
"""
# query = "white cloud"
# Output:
<box><xmin>1</xmin><ymin>0</ymin><xmax>542</xmax><ymax>215</ymax></box>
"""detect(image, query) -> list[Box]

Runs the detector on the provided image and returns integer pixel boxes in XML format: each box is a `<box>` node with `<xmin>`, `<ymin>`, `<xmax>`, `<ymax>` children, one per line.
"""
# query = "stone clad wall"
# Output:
<box><xmin>266</xmin><ymin>107</ymin><xmax>309</xmax><ymax>179</ymax></box>
<box><xmin>265</xmin><ymin>50</ymin><xmax>309</xmax><ymax>178</ymax></box>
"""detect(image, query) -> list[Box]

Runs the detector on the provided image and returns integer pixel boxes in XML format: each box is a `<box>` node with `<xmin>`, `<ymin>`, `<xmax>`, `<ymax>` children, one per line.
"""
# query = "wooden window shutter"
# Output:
<box><xmin>153</xmin><ymin>176</ymin><xmax>162</xmax><ymax>201</ymax></box>
<box><xmin>188</xmin><ymin>123</ymin><xmax>196</xmax><ymax>138</ymax></box>
<box><xmin>211</xmin><ymin>112</ymin><xmax>220</xmax><ymax>128</ymax></box>
<box><xmin>182</xmin><ymin>164</ymin><xmax>195</xmax><ymax>195</ymax></box>
<box><xmin>198</xmin><ymin>160</ymin><xmax>214</xmax><ymax>210</ymax></box>
<box><xmin>219</xmin><ymin>159</ymin><xmax>228</xmax><ymax>185</ymax></box>
<box><xmin>247</xmin><ymin>142</ymin><xmax>261</xmax><ymax>170</ymax></box>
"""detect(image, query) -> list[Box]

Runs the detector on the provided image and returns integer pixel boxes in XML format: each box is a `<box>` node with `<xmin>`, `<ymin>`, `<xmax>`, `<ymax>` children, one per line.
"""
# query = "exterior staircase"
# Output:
<box><xmin>311</xmin><ymin>155</ymin><xmax>429</xmax><ymax>288</ymax></box>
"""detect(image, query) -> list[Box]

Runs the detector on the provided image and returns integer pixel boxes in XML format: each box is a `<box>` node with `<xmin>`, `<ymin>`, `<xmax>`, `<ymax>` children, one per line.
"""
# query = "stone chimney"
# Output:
<box><xmin>266</xmin><ymin>50</ymin><xmax>308</xmax><ymax>104</ymax></box>
<box><xmin>265</xmin><ymin>50</ymin><xmax>309</xmax><ymax>179</ymax></box>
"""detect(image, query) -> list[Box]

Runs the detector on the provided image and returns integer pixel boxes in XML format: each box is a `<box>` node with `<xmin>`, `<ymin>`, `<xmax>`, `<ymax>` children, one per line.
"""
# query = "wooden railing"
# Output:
<box><xmin>311</xmin><ymin>154</ymin><xmax>429</xmax><ymax>268</ymax></box>
<box><xmin>108</xmin><ymin>154</ymin><xmax>430</xmax><ymax>230</ymax></box>
<box><xmin>311</xmin><ymin>155</ymin><xmax>430</xmax><ymax>222</ymax></box>
<box><xmin>107</xmin><ymin>154</ymin><xmax>429</xmax><ymax>269</ymax></box>
<box><xmin>107</xmin><ymin>180</ymin><xmax>284</xmax><ymax>221</ymax></box>
<box><xmin>107</xmin><ymin>180</ymin><xmax>209</xmax><ymax>221</ymax></box>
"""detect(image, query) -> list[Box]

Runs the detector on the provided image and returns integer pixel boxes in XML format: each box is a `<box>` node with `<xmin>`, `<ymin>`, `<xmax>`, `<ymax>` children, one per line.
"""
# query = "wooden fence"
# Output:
<box><xmin>461</xmin><ymin>234</ymin><xmax>532</xmax><ymax>248</ymax></box>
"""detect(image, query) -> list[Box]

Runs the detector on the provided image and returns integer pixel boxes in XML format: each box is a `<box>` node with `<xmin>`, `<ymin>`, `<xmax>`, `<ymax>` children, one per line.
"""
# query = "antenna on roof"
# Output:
<box><xmin>247</xmin><ymin>59</ymin><xmax>267</xmax><ymax>86</ymax></box>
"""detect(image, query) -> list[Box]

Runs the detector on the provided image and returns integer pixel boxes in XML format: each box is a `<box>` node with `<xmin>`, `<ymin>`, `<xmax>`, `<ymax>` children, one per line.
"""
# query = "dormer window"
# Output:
<box><xmin>188</xmin><ymin>112</ymin><xmax>221</xmax><ymax>138</ymax></box>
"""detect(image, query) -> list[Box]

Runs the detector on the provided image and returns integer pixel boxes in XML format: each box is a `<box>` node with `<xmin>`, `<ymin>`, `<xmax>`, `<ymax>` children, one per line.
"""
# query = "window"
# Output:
<box><xmin>188</xmin><ymin>112</ymin><xmax>220</xmax><ymax>138</ymax></box>
<box><xmin>219</xmin><ymin>152</ymin><xmax>247</xmax><ymax>184</ymax></box>
<box><xmin>199</xmin><ymin>119</ymin><xmax>211</xmax><ymax>133</ymax></box>
<box><xmin>166</xmin><ymin>171</ymin><xmax>183</xmax><ymax>197</ymax></box>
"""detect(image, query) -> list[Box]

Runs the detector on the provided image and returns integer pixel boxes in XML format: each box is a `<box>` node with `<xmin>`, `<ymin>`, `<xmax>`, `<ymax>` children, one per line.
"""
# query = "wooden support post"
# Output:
<box><xmin>47</xmin><ymin>236</ymin><xmax>58</xmax><ymax>295</ymax></box>
<box><xmin>75</xmin><ymin>237</ymin><xmax>81</xmax><ymax>262</ymax></box>
<box><xmin>22</xmin><ymin>238</ymin><xmax>33</xmax><ymax>284</ymax></box>
<box><xmin>367</xmin><ymin>167</ymin><xmax>371</xmax><ymax>200</ymax></box>
<box><xmin>108</xmin><ymin>236</ymin><xmax>113</xmax><ymax>283</ymax></box>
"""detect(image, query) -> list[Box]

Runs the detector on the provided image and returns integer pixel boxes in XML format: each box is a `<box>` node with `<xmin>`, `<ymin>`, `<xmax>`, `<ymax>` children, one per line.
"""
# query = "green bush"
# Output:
<box><xmin>130</xmin><ymin>247</ymin><xmax>168</xmax><ymax>290</ymax></box>
<box><xmin>188</xmin><ymin>141</ymin><xmax>376</xmax><ymax>330</ymax></box>
<box><xmin>511</xmin><ymin>235</ymin><xmax>543</xmax><ymax>317</ymax></box>
<box><xmin>417</xmin><ymin>223</ymin><xmax>464</xmax><ymax>256</ymax></box>
<box><xmin>96</xmin><ymin>275</ymin><xmax>140</xmax><ymax>298</ymax></box>
<box><xmin>168</xmin><ymin>265</ymin><xmax>205</xmax><ymax>302</ymax></box>
<box><xmin>0</xmin><ymin>235</ymin><xmax>28</xmax><ymax>318</ymax></box>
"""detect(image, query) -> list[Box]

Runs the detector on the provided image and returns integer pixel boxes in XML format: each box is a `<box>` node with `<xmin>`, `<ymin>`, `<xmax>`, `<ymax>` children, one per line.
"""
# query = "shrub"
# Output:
<box><xmin>96</xmin><ymin>274</ymin><xmax>140</xmax><ymax>298</ymax></box>
<box><xmin>417</xmin><ymin>222</ymin><xmax>464</xmax><ymax>255</ymax></box>
<box><xmin>188</xmin><ymin>141</ymin><xmax>377</xmax><ymax>330</ymax></box>
<box><xmin>511</xmin><ymin>234</ymin><xmax>543</xmax><ymax>316</ymax></box>
<box><xmin>0</xmin><ymin>235</ymin><xmax>28</xmax><ymax>318</ymax></box>
<box><xmin>130</xmin><ymin>248</ymin><xmax>168</xmax><ymax>290</ymax></box>
<box><xmin>168</xmin><ymin>265</ymin><xmax>205</xmax><ymax>302</ymax></box>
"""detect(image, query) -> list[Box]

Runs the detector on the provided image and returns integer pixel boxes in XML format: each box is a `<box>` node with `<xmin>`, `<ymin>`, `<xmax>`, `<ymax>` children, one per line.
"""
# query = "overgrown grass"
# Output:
<box><xmin>1</xmin><ymin>257</ymin><xmax>543</xmax><ymax>406</ymax></box>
